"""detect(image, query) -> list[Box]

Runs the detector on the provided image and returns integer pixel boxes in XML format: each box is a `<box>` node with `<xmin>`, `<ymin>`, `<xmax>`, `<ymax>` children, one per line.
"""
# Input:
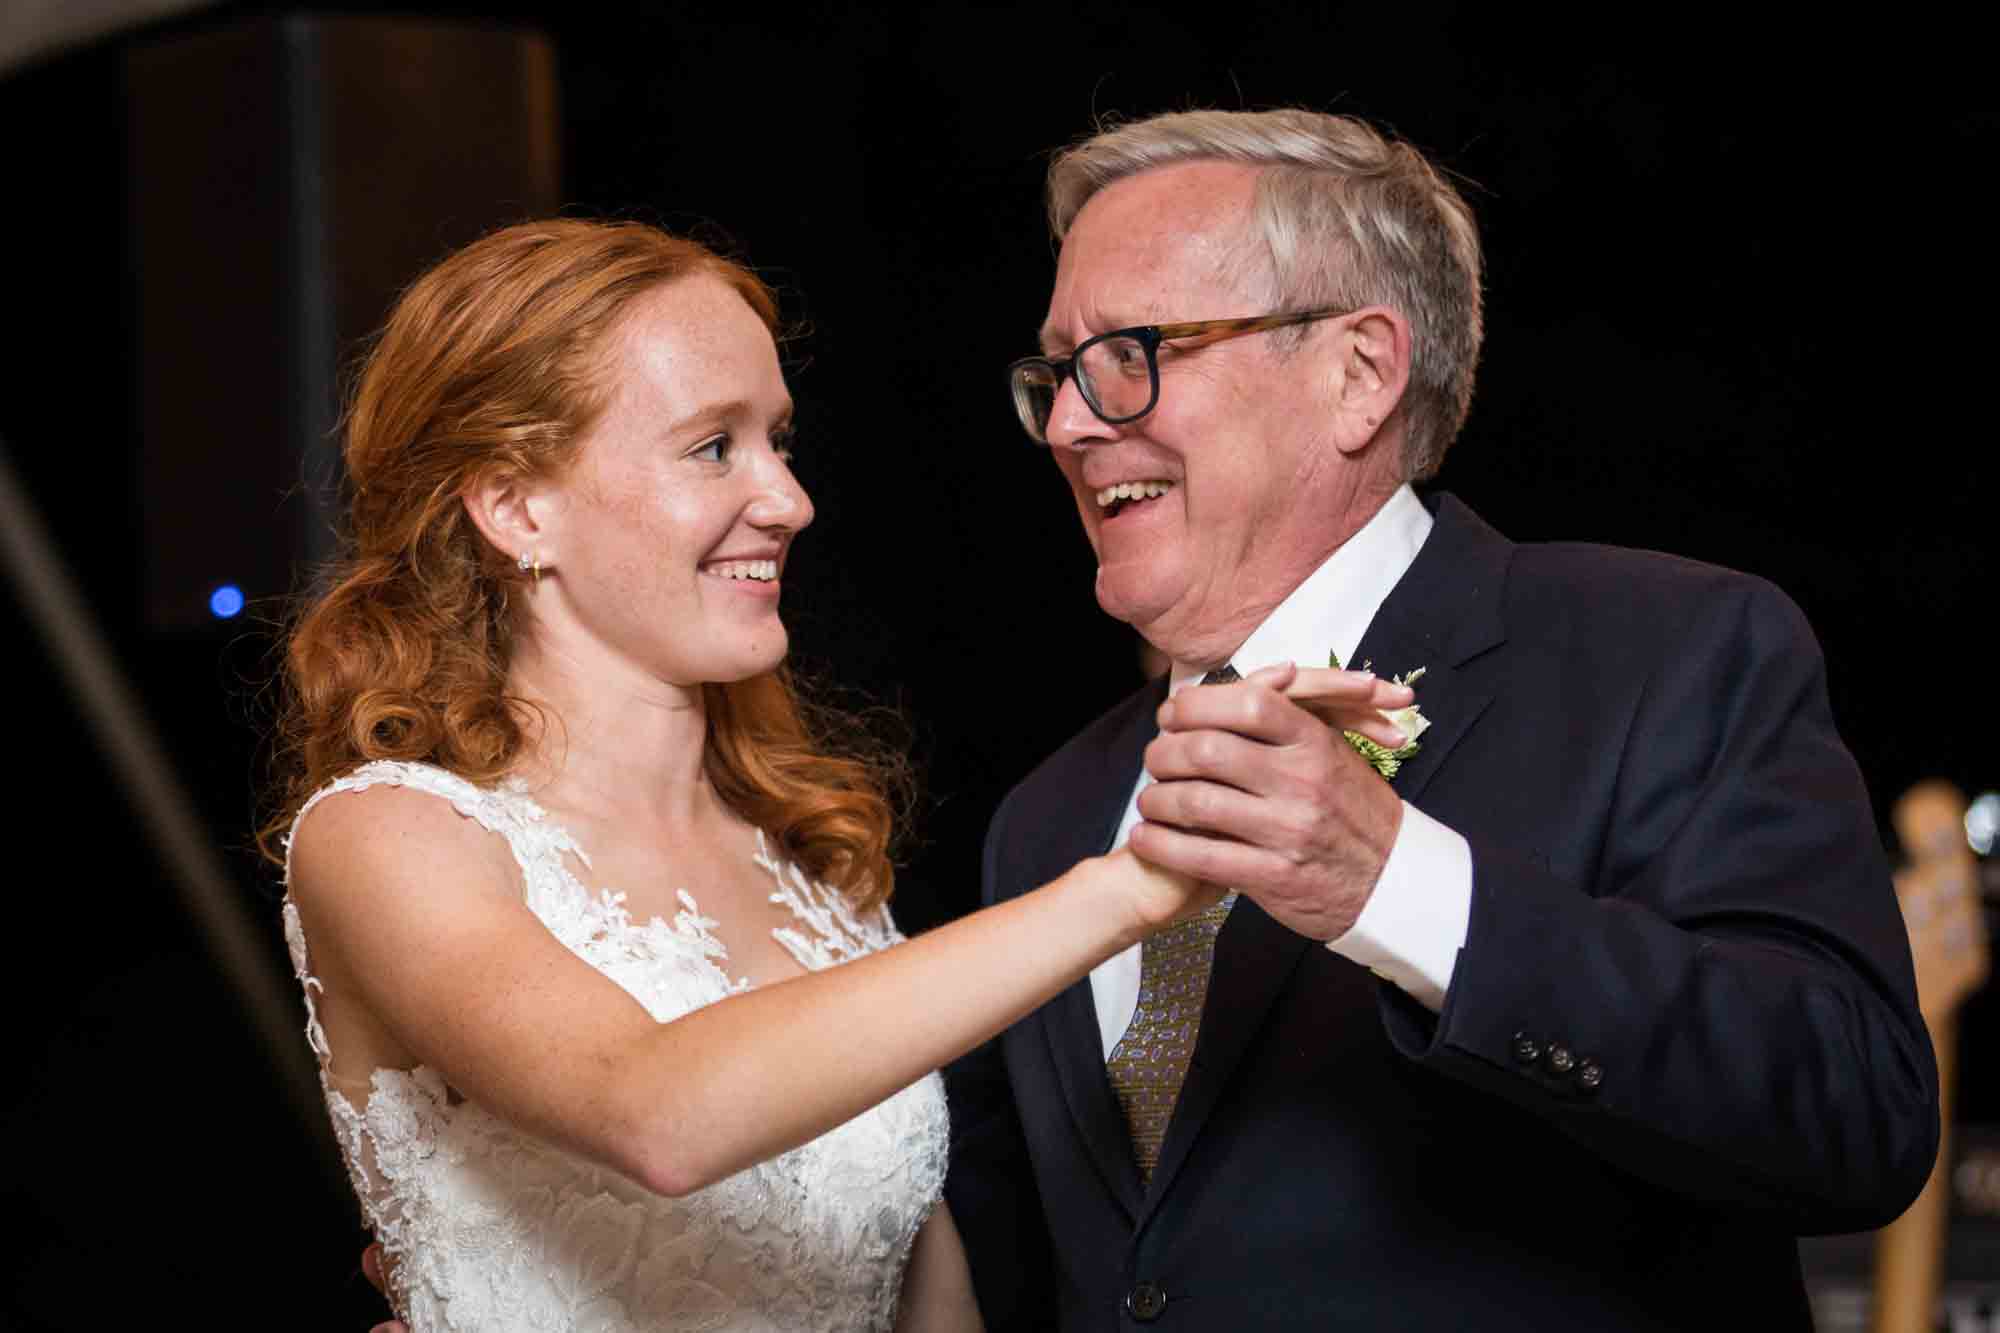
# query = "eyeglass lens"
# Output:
<box><xmin>1011</xmin><ymin>363</ymin><xmax>1060</xmax><ymax>443</ymax></box>
<box><xmin>1010</xmin><ymin>333</ymin><xmax>1157</xmax><ymax>443</ymax></box>
<box><xmin>1077</xmin><ymin>335</ymin><xmax>1156</xmax><ymax>421</ymax></box>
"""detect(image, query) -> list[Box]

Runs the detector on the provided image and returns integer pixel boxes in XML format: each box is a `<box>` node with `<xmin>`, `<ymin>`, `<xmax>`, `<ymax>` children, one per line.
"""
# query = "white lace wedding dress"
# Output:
<box><xmin>282</xmin><ymin>760</ymin><xmax>950</xmax><ymax>1332</ymax></box>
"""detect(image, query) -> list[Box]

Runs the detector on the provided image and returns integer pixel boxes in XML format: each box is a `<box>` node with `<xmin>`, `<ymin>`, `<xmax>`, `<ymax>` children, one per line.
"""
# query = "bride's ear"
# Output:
<box><xmin>462</xmin><ymin>468</ymin><xmax>562</xmax><ymax>569</ymax></box>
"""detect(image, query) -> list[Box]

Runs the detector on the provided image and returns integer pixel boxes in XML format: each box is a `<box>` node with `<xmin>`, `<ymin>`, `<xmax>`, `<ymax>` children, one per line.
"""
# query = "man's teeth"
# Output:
<box><xmin>1094</xmin><ymin>480</ymin><xmax>1174</xmax><ymax>509</ymax></box>
<box><xmin>709</xmin><ymin>560</ymin><xmax>778</xmax><ymax>581</ymax></box>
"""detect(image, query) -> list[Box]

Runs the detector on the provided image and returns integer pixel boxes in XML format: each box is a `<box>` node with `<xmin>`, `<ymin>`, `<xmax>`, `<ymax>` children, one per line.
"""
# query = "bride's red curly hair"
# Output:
<box><xmin>260</xmin><ymin>219</ymin><xmax>904</xmax><ymax>909</ymax></box>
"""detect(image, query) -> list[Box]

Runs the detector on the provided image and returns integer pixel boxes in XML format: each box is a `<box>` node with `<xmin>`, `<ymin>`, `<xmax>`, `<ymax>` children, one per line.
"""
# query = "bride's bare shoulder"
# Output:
<box><xmin>289</xmin><ymin>772</ymin><xmax>521</xmax><ymax>911</ymax></box>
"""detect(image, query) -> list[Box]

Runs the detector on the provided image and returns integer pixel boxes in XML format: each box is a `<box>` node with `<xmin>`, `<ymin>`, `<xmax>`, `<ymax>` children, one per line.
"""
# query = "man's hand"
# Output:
<box><xmin>1131</xmin><ymin>663</ymin><xmax>1409</xmax><ymax>941</ymax></box>
<box><xmin>361</xmin><ymin>1242</ymin><xmax>408</xmax><ymax>1333</ymax></box>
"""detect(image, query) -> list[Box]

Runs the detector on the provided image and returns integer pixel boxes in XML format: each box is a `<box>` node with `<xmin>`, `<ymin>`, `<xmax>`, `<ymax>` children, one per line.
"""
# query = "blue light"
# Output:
<box><xmin>209</xmin><ymin>584</ymin><xmax>245</xmax><ymax>619</ymax></box>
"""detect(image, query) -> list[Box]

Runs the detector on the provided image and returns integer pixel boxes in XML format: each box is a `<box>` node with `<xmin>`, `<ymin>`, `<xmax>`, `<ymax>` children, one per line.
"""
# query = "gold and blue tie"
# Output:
<box><xmin>1105</xmin><ymin>664</ymin><xmax>1238</xmax><ymax>1179</ymax></box>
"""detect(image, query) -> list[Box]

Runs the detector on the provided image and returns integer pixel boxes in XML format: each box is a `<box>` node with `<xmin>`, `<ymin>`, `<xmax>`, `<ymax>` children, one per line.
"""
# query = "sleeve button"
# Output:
<box><xmin>1511</xmin><ymin>1031</ymin><xmax>1542</xmax><ymax>1064</ymax></box>
<box><xmin>1577</xmin><ymin>1059</ymin><xmax>1603</xmax><ymax>1091</ymax></box>
<box><xmin>1545</xmin><ymin>1044</ymin><xmax>1575</xmax><ymax>1075</ymax></box>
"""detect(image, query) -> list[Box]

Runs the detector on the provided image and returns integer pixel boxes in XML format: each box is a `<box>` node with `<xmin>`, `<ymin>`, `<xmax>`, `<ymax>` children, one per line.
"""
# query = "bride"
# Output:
<box><xmin>264</xmin><ymin>218</ymin><xmax>1411</xmax><ymax>1332</ymax></box>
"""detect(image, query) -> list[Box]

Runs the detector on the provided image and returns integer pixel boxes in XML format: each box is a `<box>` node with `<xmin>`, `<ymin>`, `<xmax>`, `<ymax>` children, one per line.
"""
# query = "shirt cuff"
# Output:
<box><xmin>1325</xmin><ymin>801</ymin><xmax>1472</xmax><ymax>1012</ymax></box>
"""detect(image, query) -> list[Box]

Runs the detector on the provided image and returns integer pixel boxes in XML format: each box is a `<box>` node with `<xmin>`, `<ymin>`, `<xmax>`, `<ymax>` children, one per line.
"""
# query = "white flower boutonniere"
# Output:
<box><xmin>1331</xmin><ymin>651</ymin><xmax>1429</xmax><ymax>781</ymax></box>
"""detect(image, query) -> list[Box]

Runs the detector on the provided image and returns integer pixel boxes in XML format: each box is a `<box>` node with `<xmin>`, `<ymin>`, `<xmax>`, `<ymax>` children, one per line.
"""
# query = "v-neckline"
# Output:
<box><xmin>520</xmin><ymin>790</ymin><xmax>843</xmax><ymax>995</ymax></box>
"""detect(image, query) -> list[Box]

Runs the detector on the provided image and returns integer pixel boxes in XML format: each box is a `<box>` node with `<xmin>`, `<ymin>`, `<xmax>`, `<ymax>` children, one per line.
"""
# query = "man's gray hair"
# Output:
<box><xmin>1048</xmin><ymin>109</ymin><xmax>1483</xmax><ymax>480</ymax></box>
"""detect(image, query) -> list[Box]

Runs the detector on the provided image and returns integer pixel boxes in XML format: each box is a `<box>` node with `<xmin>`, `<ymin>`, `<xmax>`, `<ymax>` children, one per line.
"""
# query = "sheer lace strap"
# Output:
<box><xmin>281</xmin><ymin>760</ymin><xmax>587</xmax><ymax>1062</ymax></box>
<box><xmin>282</xmin><ymin>759</ymin><xmax>582</xmax><ymax>888</ymax></box>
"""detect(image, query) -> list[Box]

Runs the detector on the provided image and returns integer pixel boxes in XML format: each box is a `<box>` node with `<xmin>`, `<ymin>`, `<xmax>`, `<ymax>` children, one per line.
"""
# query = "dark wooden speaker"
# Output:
<box><xmin>126</xmin><ymin>14</ymin><xmax>559</xmax><ymax>628</ymax></box>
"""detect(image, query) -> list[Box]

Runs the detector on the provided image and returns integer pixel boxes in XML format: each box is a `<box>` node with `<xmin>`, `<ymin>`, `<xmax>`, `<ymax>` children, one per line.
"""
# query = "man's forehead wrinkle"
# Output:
<box><xmin>1082</xmin><ymin>168</ymin><xmax>1265</xmax><ymax>322</ymax></box>
<box><xmin>1043</xmin><ymin>161</ymin><xmax>1266</xmax><ymax>358</ymax></box>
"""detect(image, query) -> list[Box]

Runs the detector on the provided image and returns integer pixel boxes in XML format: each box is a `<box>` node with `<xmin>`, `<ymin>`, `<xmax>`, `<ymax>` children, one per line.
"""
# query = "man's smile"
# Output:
<box><xmin>1094</xmin><ymin>479</ymin><xmax>1176</xmax><ymax>519</ymax></box>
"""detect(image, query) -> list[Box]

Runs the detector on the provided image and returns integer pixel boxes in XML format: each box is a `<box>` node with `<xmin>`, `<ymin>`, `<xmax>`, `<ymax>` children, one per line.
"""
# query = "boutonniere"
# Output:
<box><xmin>1331</xmin><ymin>651</ymin><xmax>1429</xmax><ymax>781</ymax></box>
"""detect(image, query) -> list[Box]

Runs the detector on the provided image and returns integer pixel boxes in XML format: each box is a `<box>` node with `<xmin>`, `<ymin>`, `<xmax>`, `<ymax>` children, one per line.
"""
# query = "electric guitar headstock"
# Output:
<box><xmin>1893</xmin><ymin>780</ymin><xmax>1989</xmax><ymax>1030</ymax></box>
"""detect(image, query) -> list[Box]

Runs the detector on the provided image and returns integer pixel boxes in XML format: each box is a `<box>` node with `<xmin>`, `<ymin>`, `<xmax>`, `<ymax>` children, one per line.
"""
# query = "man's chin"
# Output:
<box><xmin>1093</xmin><ymin>566</ymin><xmax>1181</xmax><ymax>638</ymax></box>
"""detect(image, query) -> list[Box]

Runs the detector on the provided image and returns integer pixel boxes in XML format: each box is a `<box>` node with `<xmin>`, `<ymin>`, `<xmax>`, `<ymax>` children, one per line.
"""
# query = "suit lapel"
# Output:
<box><xmin>1348</xmin><ymin>493</ymin><xmax>1508</xmax><ymax>803</ymax></box>
<box><xmin>1035</xmin><ymin>681</ymin><xmax>1165</xmax><ymax>1220</ymax></box>
<box><xmin>1346</xmin><ymin>647</ymin><xmax>1490</xmax><ymax>806</ymax></box>
<box><xmin>1139</xmin><ymin>494</ymin><xmax>1512</xmax><ymax>1216</ymax></box>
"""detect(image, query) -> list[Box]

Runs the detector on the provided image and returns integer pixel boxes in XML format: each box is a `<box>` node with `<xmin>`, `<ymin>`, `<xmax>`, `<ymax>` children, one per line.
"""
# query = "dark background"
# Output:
<box><xmin>2</xmin><ymin>4</ymin><xmax>1994</xmax><ymax>1328</ymax></box>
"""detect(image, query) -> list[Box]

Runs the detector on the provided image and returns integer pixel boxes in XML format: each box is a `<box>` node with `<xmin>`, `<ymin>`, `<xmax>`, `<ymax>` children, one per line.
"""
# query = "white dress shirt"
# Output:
<box><xmin>1090</xmin><ymin>483</ymin><xmax>1474</xmax><ymax>1056</ymax></box>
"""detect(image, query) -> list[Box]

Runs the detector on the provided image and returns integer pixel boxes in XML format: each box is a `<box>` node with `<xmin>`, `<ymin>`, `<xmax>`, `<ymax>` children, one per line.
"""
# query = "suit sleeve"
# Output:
<box><xmin>940</xmin><ymin>791</ymin><xmax>1057</xmax><ymax>1331</ymax></box>
<box><xmin>1382</xmin><ymin>575</ymin><xmax>1939</xmax><ymax>1233</ymax></box>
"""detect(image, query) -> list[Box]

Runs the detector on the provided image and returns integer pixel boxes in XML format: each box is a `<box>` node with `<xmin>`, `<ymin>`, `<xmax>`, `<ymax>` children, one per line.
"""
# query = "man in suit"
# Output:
<box><xmin>946</xmin><ymin>107</ymin><xmax>1939</xmax><ymax>1330</ymax></box>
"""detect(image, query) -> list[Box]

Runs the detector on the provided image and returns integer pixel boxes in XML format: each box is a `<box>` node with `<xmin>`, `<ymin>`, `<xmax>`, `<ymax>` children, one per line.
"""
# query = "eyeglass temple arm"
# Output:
<box><xmin>1149</xmin><ymin>308</ymin><xmax>1348</xmax><ymax>345</ymax></box>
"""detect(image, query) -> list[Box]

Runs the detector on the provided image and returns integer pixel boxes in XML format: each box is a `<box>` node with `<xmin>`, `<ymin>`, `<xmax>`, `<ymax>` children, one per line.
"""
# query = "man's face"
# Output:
<box><xmin>1039</xmin><ymin>161</ymin><xmax>1355</xmax><ymax>666</ymax></box>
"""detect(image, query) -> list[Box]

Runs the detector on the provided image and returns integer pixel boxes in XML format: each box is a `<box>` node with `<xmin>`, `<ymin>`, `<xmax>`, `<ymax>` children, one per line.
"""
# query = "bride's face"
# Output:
<box><xmin>533</xmin><ymin>273</ymin><xmax>812</xmax><ymax>688</ymax></box>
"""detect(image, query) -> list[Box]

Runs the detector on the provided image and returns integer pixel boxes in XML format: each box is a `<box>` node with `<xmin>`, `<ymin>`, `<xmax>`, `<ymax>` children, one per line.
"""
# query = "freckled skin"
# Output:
<box><xmin>529</xmin><ymin>274</ymin><xmax>812</xmax><ymax>692</ymax></box>
<box><xmin>1040</xmin><ymin>161</ymin><xmax>1389</xmax><ymax>668</ymax></box>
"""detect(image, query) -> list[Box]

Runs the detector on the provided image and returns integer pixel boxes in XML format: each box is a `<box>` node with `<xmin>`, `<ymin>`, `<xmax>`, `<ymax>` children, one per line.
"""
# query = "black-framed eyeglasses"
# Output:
<box><xmin>1007</xmin><ymin>307</ymin><xmax>1349</xmax><ymax>445</ymax></box>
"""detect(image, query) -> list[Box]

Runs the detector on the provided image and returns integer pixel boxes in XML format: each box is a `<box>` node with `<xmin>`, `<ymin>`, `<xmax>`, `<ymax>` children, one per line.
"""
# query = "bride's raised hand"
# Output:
<box><xmin>1089</xmin><ymin>845</ymin><xmax>1225</xmax><ymax>935</ymax></box>
<box><xmin>1277</xmin><ymin>665</ymin><xmax>1416</xmax><ymax>749</ymax></box>
<box><xmin>1145</xmin><ymin>662</ymin><xmax>1414</xmax><ymax>762</ymax></box>
<box><xmin>360</xmin><ymin>1242</ymin><xmax>407</xmax><ymax>1333</ymax></box>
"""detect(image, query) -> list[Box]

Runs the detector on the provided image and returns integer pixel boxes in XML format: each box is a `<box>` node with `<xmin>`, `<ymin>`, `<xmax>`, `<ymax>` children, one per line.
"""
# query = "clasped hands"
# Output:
<box><xmin>1129</xmin><ymin>663</ymin><xmax>1411</xmax><ymax>942</ymax></box>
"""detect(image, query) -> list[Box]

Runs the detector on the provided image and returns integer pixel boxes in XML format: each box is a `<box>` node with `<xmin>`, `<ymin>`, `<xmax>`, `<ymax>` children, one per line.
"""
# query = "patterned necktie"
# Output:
<box><xmin>1105</xmin><ymin>664</ymin><xmax>1239</xmax><ymax>1180</ymax></box>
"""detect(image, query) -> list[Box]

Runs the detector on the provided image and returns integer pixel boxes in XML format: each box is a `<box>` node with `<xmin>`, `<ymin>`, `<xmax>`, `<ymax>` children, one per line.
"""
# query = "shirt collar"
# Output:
<box><xmin>1166</xmin><ymin>483</ymin><xmax>1433</xmax><ymax>695</ymax></box>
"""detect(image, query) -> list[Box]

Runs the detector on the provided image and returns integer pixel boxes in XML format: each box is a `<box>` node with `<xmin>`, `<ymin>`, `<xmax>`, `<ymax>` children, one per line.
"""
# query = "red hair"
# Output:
<box><xmin>261</xmin><ymin>219</ymin><xmax>904</xmax><ymax>907</ymax></box>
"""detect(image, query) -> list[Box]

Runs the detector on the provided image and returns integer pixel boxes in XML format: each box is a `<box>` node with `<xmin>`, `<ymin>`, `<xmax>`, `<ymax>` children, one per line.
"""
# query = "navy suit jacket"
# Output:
<box><xmin>945</xmin><ymin>493</ymin><xmax>1937</xmax><ymax>1331</ymax></box>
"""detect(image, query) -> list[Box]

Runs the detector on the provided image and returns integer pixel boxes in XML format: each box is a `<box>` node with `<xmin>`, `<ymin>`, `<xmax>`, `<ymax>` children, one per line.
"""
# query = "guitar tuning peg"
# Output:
<box><xmin>1967</xmin><ymin>791</ymin><xmax>1999</xmax><ymax>857</ymax></box>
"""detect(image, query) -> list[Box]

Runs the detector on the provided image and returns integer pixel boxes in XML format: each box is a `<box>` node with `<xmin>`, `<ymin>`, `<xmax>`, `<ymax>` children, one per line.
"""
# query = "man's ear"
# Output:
<box><xmin>462</xmin><ymin>467</ymin><xmax>560</xmax><ymax>568</ymax></box>
<box><xmin>1326</xmin><ymin>306</ymin><xmax>1412</xmax><ymax>457</ymax></box>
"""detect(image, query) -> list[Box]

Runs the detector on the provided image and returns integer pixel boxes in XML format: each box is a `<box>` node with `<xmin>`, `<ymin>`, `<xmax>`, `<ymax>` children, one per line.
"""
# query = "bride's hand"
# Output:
<box><xmin>361</xmin><ymin>1242</ymin><xmax>408</xmax><ymax>1333</ymax></box>
<box><xmin>1089</xmin><ymin>845</ymin><xmax>1225</xmax><ymax>937</ymax></box>
<box><xmin>1277</xmin><ymin>666</ymin><xmax>1415</xmax><ymax>749</ymax></box>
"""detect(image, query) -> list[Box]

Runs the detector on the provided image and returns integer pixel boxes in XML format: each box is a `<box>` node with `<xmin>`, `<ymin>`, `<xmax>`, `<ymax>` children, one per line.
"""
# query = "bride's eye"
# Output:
<box><xmin>772</xmin><ymin>426</ymin><xmax>798</xmax><ymax>463</ymax></box>
<box><xmin>688</xmin><ymin>434</ymin><xmax>731</xmax><ymax>464</ymax></box>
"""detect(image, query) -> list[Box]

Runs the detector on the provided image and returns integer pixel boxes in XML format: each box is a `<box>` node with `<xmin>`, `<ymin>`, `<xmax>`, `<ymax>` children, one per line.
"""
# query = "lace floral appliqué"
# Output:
<box><xmin>282</xmin><ymin>760</ymin><xmax>948</xmax><ymax>1331</ymax></box>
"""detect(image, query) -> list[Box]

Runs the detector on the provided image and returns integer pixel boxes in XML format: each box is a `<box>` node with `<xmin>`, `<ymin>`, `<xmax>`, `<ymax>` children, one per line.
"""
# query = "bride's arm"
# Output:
<box><xmin>288</xmin><ymin>779</ymin><xmax>1216</xmax><ymax>1199</ymax></box>
<box><xmin>894</xmin><ymin>1205</ymin><xmax>984</xmax><ymax>1333</ymax></box>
